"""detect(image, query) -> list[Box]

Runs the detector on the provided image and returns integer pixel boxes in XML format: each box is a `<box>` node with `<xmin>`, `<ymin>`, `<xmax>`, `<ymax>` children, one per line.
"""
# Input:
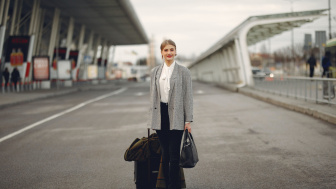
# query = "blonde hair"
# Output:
<box><xmin>160</xmin><ymin>39</ymin><xmax>177</xmax><ymax>59</ymax></box>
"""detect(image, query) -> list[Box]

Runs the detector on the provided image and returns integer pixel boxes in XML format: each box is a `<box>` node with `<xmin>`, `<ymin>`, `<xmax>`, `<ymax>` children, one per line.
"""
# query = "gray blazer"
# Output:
<box><xmin>148</xmin><ymin>63</ymin><xmax>193</xmax><ymax>130</ymax></box>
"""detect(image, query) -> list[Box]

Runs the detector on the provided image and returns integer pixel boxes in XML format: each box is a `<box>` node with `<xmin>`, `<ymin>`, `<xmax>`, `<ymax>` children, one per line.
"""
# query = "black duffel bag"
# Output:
<box><xmin>179</xmin><ymin>129</ymin><xmax>199</xmax><ymax>168</ymax></box>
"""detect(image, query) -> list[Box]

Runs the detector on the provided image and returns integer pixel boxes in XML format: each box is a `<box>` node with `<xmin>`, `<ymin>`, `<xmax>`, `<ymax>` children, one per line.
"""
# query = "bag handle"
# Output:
<box><xmin>183</xmin><ymin>129</ymin><xmax>194</xmax><ymax>143</ymax></box>
<box><xmin>183</xmin><ymin>129</ymin><xmax>188</xmax><ymax>142</ymax></box>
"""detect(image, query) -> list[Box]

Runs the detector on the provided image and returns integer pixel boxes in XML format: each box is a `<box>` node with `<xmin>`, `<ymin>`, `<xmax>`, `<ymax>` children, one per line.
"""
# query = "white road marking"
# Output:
<box><xmin>196</xmin><ymin>90</ymin><xmax>204</xmax><ymax>94</ymax></box>
<box><xmin>0</xmin><ymin>87</ymin><xmax>127</xmax><ymax>143</ymax></box>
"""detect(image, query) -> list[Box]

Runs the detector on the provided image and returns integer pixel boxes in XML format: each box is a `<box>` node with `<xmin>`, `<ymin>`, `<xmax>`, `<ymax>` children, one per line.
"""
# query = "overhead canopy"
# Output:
<box><xmin>192</xmin><ymin>9</ymin><xmax>327</xmax><ymax>67</ymax></box>
<box><xmin>326</xmin><ymin>38</ymin><xmax>336</xmax><ymax>47</ymax></box>
<box><xmin>246</xmin><ymin>10</ymin><xmax>327</xmax><ymax>46</ymax></box>
<box><xmin>39</xmin><ymin>0</ymin><xmax>148</xmax><ymax>45</ymax></box>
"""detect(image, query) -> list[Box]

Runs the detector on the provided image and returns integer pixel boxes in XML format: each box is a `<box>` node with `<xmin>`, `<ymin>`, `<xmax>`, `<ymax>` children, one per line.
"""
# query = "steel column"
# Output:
<box><xmin>35</xmin><ymin>8</ymin><xmax>45</xmax><ymax>55</ymax></box>
<box><xmin>14</xmin><ymin>0</ymin><xmax>22</xmax><ymax>35</ymax></box>
<box><xmin>0</xmin><ymin>0</ymin><xmax>5</xmax><ymax>25</ymax></box>
<box><xmin>93</xmin><ymin>35</ymin><xmax>101</xmax><ymax>65</ymax></box>
<box><xmin>9</xmin><ymin>0</ymin><xmax>19</xmax><ymax>35</ymax></box>
<box><xmin>0</xmin><ymin>0</ymin><xmax>10</xmax><ymax>62</ymax></box>
<box><xmin>65</xmin><ymin>17</ymin><xmax>74</xmax><ymax>60</ymax></box>
<box><xmin>1</xmin><ymin>0</ymin><xmax>10</xmax><ymax>26</ymax></box>
<box><xmin>87</xmin><ymin>30</ymin><xmax>94</xmax><ymax>56</ymax></box>
<box><xmin>48</xmin><ymin>8</ymin><xmax>60</xmax><ymax>63</ymax></box>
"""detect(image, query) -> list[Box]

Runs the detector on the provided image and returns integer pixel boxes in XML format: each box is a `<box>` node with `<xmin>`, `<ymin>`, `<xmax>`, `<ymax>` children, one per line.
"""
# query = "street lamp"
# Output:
<box><xmin>283</xmin><ymin>0</ymin><xmax>300</xmax><ymax>75</ymax></box>
<box><xmin>328</xmin><ymin>0</ymin><xmax>332</xmax><ymax>39</ymax></box>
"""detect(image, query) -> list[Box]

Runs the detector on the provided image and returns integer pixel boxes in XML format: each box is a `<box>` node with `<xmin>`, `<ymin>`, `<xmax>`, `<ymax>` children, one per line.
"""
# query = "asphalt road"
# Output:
<box><xmin>0</xmin><ymin>81</ymin><xmax>335</xmax><ymax>189</ymax></box>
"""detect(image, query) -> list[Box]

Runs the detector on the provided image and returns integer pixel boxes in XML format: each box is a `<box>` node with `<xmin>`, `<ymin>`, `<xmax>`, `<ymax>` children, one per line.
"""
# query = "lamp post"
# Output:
<box><xmin>328</xmin><ymin>0</ymin><xmax>332</xmax><ymax>39</ymax></box>
<box><xmin>284</xmin><ymin>0</ymin><xmax>300</xmax><ymax>75</ymax></box>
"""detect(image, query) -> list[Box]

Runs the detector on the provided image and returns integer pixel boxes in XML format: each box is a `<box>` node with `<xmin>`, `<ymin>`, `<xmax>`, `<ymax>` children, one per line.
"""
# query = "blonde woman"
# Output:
<box><xmin>148</xmin><ymin>39</ymin><xmax>193</xmax><ymax>189</ymax></box>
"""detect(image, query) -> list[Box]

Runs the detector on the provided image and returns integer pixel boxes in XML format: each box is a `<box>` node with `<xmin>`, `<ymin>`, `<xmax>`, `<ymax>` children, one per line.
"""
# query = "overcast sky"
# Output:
<box><xmin>113</xmin><ymin>0</ymin><xmax>336</xmax><ymax>63</ymax></box>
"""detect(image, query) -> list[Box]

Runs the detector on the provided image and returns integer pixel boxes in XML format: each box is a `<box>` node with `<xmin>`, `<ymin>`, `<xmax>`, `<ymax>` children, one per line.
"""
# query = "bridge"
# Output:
<box><xmin>189</xmin><ymin>9</ymin><xmax>327</xmax><ymax>88</ymax></box>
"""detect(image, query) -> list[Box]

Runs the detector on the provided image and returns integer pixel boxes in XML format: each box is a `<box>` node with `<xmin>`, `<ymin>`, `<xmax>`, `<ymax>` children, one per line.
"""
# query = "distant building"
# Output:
<box><xmin>303</xmin><ymin>34</ymin><xmax>312</xmax><ymax>51</ymax></box>
<box><xmin>147</xmin><ymin>35</ymin><xmax>156</xmax><ymax>69</ymax></box>
<box><xmin>315</xmin><ymin>31</ymin><xmax>327</xmax><ymax>48</ymax></box>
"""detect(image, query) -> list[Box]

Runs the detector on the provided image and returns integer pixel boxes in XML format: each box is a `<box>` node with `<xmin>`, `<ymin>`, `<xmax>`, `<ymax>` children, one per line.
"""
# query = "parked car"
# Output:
<box><xmin>262</xmin><ymin>68</ymin><xmax>274</xmax><ymax>78</ymax></box>
<box><xmin>252</xmin><ymin>67</ymin><xmax>274</xmax><ymax>78</ymax></box>
<box><xmin>252</xmin><ymin>67</ymin><xmax>266</xmax><ymax>77</ymax></box>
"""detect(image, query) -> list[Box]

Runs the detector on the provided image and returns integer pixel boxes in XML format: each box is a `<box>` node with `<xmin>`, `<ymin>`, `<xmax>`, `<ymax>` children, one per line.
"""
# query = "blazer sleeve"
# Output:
<box><xmin>183</xmin><ymin>68</ymin><xmax>193</xmax><ymax>122</ymax></box>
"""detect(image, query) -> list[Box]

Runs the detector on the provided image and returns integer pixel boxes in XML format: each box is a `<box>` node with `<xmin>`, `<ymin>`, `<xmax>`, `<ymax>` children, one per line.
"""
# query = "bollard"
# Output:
<box><xmin>304</xmin><ymin>79</ymin><xmax>307</xmax><ymax>101</ymax></box>
<box><xmin>315</xmin><ymin>80</ymin><xmax>318</xmax><ymax>104</ymax></box>
<box><xmin>328</xmin><ymin>81</ymin><xmax>331</xmax><ymax>106</ymax></box>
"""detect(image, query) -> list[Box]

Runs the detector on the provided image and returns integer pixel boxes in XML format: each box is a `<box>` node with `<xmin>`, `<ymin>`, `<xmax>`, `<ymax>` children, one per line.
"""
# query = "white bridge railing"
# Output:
<box><xmin>253</xmin><ymin>76</ymin><xmax>336</xmax><ymax>106</ymax></box>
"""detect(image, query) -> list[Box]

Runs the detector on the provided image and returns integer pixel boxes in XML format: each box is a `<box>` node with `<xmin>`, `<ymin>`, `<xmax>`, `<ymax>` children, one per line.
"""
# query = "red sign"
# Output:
<box><xmin>33</xmin><ymin>56</ymin><xmax>50</xmax><ymax>81</ymax></box>
<box><xmin>25</xmin><ymin>62</ymin><xmax>31</xmax><ymax>78</ymax></box>
<box><xmin>5</xmin><ymin>36</ymin><xmax>30</xmax><ymax>66</ymax></box>
<box><xmin>69</xmin><ymin>50</ymin><xmax>79</xmax><ymax>69</ymax></box>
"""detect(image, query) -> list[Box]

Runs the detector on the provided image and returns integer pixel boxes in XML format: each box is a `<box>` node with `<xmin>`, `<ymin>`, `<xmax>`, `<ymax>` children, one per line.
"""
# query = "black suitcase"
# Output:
<box><xmin>134</xmin><ymin>129</ymin><xmax>161</xmax><ymax>189</ymax></box>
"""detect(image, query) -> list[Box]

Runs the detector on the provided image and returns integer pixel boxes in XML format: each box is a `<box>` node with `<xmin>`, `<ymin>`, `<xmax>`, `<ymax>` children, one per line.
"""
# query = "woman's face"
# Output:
<box><xmin>161</xmin><ymin>44</ymin><xmax>176</xmax><ymax>62</ymax></box>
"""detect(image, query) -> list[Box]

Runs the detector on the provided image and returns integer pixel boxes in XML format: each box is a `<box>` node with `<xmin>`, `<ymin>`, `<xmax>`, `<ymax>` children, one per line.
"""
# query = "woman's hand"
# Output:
<box><xmin>184</xmin><ymin>122</ymin><xmax>191</xmax><ymax>133</ymax></box>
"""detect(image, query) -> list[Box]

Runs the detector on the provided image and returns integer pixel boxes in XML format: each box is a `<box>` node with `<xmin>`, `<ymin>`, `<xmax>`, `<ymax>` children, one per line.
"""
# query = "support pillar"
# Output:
<box><xmin>93</xmin><ymin>35</ymin><xmax>101</xmax><ymax>65</ymax></box>
<box><xmin>78</xmin><ymin>25</ymin><xmax>85</xmax><ymax>52</ymax></box>
<box><xmin>65</xmin><ymin>17</ymin><xmax>74</xmax><ymax>86</ymax></box>
<box><xmin>15</xmin><ymin>0</ymin><xmax>23</xmax><ymax>35</ymax></box>
<box><xmin>9</xmin><ymin>0</ymin><xmax>19</xmax><ymax>35</ymax></box>
<box><xmin>234</xmin><ymin>38</ymin><xmax>246</xmax><ymax>86</ymax></box>
<box><xmin>48</xmin><ymin>8</ymin><xmax>60</xmax><ymax>63</ymax></box>
<box><xmin>0</xmin><ymin>0</ymin><xmax>6</xmax><ymax>24</ymax></box>
<box><xmin>87</xmin><ymin>31</ymin><xmax>94</xmax><ymax>57</ymax></box>
<box><xmin>109</xmin><ymin>45</ymin><xmax>116</xmax><ymax>64</ymax></box>
<box><xmin>65</xmin><ymin>17</ymin><xmax>74</xmax><ymax>60</ymax></box>
<box><xmin>74</xmin><ymin>24</ymin><xmax>85</xmax><ymax>80</ymax></box>
<box><xmin>44</xmin><ymin>8</ymin><xmax>60</xmax><ymax>89</ymax></box>
<box><xmin>27</xmin><ymin>0</ymin><xmax>41</xmax><ymax>82</ymax></box>
<box><xmin>35</xmin><ymin>8</ymin><xmax>45</xmax><ymax>55</ymax></box>
<box><xmin>0</xmin><ymin>0</ymin><xmax>10</xmax><ymax>60</ymax></box>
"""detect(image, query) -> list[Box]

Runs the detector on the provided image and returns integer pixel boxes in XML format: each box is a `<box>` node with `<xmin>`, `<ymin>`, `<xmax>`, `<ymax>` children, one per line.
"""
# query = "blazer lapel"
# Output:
<box><xmin>168</xmin><ymin>64</ymin><xmax>178</xmax><ymax>103</ymax></box>
<box><xmin>155</xmin><ymin>64</ymin><xmax>164</xmax><ymax>101</ymax></box>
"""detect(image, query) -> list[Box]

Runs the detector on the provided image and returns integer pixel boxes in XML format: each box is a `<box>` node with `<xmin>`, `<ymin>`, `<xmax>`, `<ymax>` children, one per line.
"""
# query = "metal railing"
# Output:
<box><xmin>1</xmin><ymin>79</ymin><xmax>116</xmax><ymax>94</ymax></box>
<box><xmin>253</xmin><ymin>75</ymin><xmax>336</xmax><ymax>106</ymax></box>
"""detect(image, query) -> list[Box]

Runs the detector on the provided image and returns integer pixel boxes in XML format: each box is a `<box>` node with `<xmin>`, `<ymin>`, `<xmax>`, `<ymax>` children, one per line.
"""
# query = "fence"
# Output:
<box><xmin>253</xmin><ymin>76</ymin><xmax>336</xmax><ymax>106</ymax></box>
<box><xmin>1</xmin><ymin>79</ymin><xmax>112</xmax><ymax>94</ymax></box>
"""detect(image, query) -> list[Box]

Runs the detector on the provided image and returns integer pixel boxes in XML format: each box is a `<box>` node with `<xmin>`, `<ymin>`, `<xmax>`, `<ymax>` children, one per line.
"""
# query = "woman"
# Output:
<box><xmin>148</xmin><ymin>39</ymin><xmax>193</xmax><ymax>189</ymax></box>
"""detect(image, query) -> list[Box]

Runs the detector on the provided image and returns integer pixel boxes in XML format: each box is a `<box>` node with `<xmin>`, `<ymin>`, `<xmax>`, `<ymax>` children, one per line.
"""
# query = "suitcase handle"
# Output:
<box><xmin>147</xmin><ymin>128</ymin><xmax>151</xmax><ymax>184</ymax></box>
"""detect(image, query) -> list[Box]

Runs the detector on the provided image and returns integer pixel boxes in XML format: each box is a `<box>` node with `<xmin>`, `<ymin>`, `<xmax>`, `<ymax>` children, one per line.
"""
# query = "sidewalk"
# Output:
<box><xmin>238</xmin><ymin>87</ymin><xmax>336</xmax><ymax>125</ymax></box>
<box><xmin>0</xmin><ymin>80</ymin><xmax>125</xmax><ymax>109</ymax></box>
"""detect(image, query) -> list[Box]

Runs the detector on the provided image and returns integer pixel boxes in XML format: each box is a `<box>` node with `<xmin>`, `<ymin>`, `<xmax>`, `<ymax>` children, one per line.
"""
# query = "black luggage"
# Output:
<box><xmin>134</xmin><ymin>129</ymin><xmax>161</xmax><ymax>189</ymax></box>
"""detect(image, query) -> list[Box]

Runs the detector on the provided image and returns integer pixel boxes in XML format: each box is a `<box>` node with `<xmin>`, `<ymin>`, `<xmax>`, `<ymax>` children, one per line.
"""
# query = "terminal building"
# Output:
<box><xmin>0</xmin><ymin>0</ymin><xmax>148</xmax><ymax>88</ymax></box>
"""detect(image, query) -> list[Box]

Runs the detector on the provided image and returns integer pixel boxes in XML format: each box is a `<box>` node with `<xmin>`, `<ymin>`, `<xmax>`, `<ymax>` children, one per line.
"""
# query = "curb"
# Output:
<box><xmin>0</xmin><ymin>88</ymin><xmax>79</xmax><ymax>110</ymax></box>
<box><xmin>238</xmin><ymin>87</ymin><xmax>336</xmax><ymax>125</ymax></box>
<box><xmin>0</xmin><ymin>83</ymin><xmax>121</xmax><ymax>109</ymax></box>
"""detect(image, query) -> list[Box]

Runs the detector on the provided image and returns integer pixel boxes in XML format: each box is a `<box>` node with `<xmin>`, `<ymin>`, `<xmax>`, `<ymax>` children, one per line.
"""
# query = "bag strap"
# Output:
<box><xmin>183</xmin><ymin>129</ymin><xmax>189</xmax><ymax>142</ymax></box>
<box><xmin>188</xmin><ymin>132</ymin><xmax>194</xmax><ymax>141</ymax></box>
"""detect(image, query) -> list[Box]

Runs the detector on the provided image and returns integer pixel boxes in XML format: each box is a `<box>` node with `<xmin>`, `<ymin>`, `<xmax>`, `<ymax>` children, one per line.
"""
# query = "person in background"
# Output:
<box><xmin>148</xmin><ymin>39</ymin><xmax>193</xmax><ymax>189</ymax></box>
<box><xmin>322</xmin><ymin>51</ymin><xmax>331</xmax><ymax>78</ymax></box>
<box><xmin>11</xmin><ymin>67</ymin><xmax>20</xmax><ymax>91</ymax></box>
<box><xmin>306</xmin><ymin>53</ymin><xmax>316</xmax><ymax>78</ymax></box>
<box><xmin>2</xmin><ymin>67</ymin><xmax>10</xmax><ymax>91</ymax></box>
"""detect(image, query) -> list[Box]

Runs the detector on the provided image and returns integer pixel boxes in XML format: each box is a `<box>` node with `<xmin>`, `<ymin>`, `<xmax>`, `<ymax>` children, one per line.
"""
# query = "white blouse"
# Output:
<box><xmin>159</xmin><ymin>61</ymin><xmax>175</xmax><ymax>103</ymax></box>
